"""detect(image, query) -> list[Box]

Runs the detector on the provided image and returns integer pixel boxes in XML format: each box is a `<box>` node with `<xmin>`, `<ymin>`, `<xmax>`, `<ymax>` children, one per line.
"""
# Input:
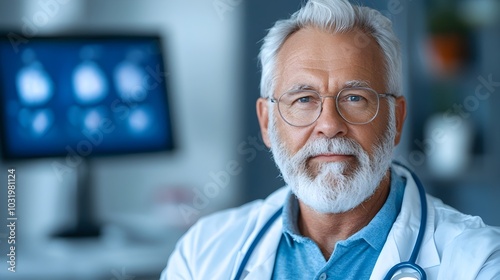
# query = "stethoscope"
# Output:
<box><xmin>233</xmin><ymin>162</ymin><xmax>428</xmax><ymax>280</ymax></box>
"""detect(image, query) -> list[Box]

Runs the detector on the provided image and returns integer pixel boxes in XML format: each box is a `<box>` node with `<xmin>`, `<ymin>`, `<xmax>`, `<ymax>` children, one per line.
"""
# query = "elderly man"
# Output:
<box><xmin>162</xmin><ymin>0</ymin><xmax>500</xmax><ymax>279</ymax></box>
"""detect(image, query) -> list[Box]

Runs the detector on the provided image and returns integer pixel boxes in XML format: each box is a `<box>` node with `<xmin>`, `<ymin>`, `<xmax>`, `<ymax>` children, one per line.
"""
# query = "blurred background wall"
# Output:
<box><xmin>0</xmin><ymin>0</ymin><xmax>499</xmax><ymax>279</ymax></box>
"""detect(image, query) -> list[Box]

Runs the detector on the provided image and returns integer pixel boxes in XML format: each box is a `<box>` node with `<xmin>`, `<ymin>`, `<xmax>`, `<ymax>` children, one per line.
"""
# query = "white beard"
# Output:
<box><xmin>268</xmin><ymin>103</ymin><xmax>397</xmax><ymax>214</ymax></box>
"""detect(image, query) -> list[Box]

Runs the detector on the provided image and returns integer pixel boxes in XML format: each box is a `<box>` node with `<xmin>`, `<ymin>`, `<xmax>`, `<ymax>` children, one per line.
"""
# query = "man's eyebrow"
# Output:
<box><xmin>344</xmin><ymin>80</ymin><xmax>371</xmax><ymax>88</ymax></box>
<box><xmin>285</xmin><ymin>80</ymin><xmax>370</xmax><ymax>92</ymax></box>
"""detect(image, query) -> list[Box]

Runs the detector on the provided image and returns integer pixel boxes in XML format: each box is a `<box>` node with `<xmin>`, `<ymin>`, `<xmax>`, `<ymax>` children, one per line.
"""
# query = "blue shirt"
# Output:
<box><xmin>272</xmin><ymin>170</ymin><xmax>406</xmax><ymax>280</ymax></box>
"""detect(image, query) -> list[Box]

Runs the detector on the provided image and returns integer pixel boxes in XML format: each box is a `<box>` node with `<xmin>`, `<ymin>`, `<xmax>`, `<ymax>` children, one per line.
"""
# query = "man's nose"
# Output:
<box><xmin>313</xmin><ymin>97</ymin><xmax>348</xmax><ymax>138</ymax></box>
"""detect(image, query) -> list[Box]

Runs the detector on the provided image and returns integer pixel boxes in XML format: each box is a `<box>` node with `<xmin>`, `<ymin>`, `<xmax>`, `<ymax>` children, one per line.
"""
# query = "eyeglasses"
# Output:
<box><xmin>269</xmin><ymin>87</ymin><xmax>396</xmax><ymax>127</ymax></box>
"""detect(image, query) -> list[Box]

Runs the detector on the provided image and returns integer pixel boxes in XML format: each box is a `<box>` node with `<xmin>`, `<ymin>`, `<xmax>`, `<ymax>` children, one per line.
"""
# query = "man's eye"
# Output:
<box><xmin>297</xmin><ymin>96</ymin><xmax>311</xmax><ymax>103</ymax></box>
<box><xmin>346</xmin><ymin>95</ymin><xmax>363</xmax><ymax>102</ymax></box>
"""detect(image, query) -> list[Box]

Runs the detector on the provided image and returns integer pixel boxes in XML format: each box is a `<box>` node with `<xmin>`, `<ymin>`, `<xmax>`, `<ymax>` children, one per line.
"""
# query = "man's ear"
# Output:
<box><xmin>394</xmin><ymin>96</ymin><xmax>407</xmax><ymax>146</ymax></box>
<box><xmin>256</xmin><ymin>98</ymin><xmax>272</xmax><ymax>148</ymax></box>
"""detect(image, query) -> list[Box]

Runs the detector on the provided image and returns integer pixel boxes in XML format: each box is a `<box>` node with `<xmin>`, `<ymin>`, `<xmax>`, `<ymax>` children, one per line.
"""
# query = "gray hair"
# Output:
<box><xmin>259</xmin><ymin>0</ymin><xmax>402</xmax><ymax>98</ymax></box>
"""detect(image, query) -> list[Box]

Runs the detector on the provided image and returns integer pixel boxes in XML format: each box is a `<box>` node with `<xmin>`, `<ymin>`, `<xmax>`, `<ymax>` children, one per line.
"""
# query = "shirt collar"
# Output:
<box><xmin>281</xmin><ymin>191</ymin><xmax>304</xmax><ymax>246</ymax></box>
<box><xmin>281</xmin><ymin>169</ymin><xmax>406</xmax><ymax>250</ymax></box>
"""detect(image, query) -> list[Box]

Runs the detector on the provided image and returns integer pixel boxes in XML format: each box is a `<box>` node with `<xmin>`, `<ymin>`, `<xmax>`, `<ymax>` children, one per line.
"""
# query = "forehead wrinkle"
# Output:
<box><xmin>281</xmin><ymin>59</ymin><xmax>379</xmax><ymax>81</ymax></box>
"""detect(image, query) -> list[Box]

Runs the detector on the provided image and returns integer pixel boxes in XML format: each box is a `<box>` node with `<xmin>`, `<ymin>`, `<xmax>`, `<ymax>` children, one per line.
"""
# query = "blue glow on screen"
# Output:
<box><xmin>0</xmin><ymin>36</ymin><xmax>174</xmax><ymax>159</ymax></box>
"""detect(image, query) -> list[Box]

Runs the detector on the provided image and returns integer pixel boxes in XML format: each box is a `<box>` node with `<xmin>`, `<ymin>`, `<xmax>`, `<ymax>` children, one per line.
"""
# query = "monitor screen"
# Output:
<box><xmin>0</xmin><ymin>34</ymin><xmax>174</xmax><ymax>159</ymax></box>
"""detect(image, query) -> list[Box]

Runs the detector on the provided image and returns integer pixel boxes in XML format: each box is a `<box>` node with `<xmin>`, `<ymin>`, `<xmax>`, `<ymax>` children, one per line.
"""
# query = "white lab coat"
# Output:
<box><xmin>162</xmin><ymin>165</ymin><xmax>500</xmax><ymax>279</ymax></box>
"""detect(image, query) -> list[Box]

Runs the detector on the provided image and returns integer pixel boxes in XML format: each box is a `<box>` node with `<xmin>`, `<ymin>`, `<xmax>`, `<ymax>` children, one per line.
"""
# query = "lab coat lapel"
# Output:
<box><xmin>240</xmin><ymin>220</ymin><xmax>282</xmax><ymax>280</ymax></box>
<box><xmin>233</xmin><ymin>189</ymin><xmax>287</xmax><ymax>280</ymax></box>
<box><xmin>370</xmin><ymin>165</ymin><xmax>440</xmax><ymax>279</ymax></box>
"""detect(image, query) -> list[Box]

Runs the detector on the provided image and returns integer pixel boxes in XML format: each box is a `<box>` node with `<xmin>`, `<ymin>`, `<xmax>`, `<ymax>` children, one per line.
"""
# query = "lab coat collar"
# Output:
<box><xmin>370</xmin><ymin>164</ymin><xmax>441</xmax><ymax>279</ymax></box>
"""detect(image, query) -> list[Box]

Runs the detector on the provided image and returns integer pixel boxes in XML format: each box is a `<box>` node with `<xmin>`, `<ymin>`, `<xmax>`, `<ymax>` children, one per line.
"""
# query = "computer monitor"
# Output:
<box><xmin>0</xmin><ymin>34</ymin><xmax>174</xmax><ymax>159</ymax></box>
<box><xmin>0</xmin><ymin>33</ymin><xmax>175</xmax><ymax>237</ymax></box>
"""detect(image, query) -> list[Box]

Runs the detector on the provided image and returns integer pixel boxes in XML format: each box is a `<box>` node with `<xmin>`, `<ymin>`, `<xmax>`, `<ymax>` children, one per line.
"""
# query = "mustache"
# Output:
<box><xmin>292</xmin><ymin>137</ymin><xmax>364</xmax><ymax>161</ymax></box>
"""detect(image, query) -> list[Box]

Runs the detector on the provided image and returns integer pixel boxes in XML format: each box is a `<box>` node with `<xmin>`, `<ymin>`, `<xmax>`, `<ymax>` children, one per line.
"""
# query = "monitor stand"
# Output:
<box><xmin>53</xmin><ymin>159</ymin><xmax>101</xmax><ymax>238</ymax></box>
